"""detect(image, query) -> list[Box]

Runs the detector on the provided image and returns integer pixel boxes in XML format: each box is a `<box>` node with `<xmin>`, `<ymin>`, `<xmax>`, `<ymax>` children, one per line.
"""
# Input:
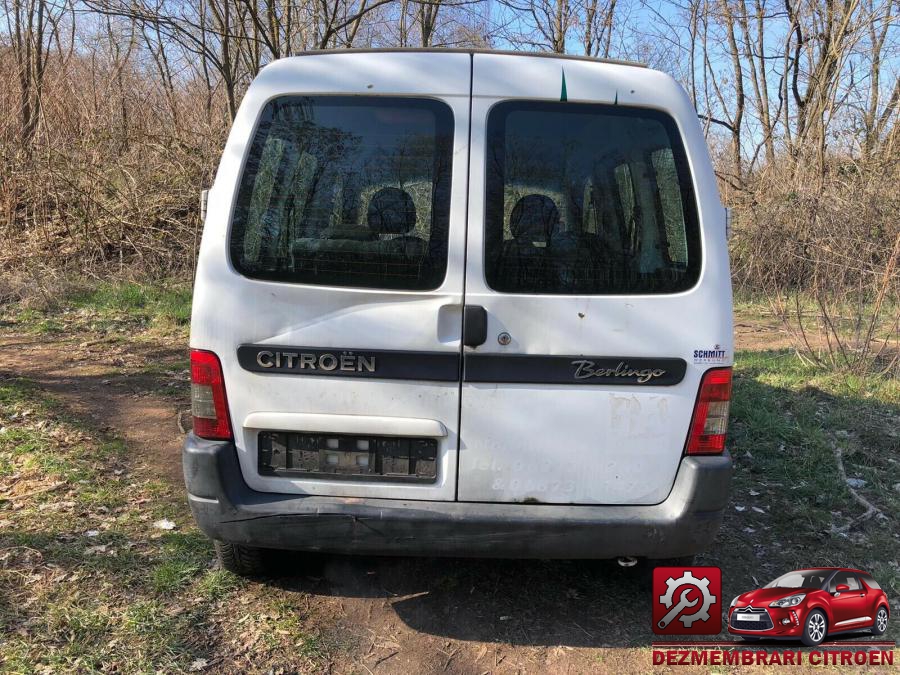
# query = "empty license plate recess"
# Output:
<box><xmin>258</xmin><ymin>431</ymin><xmax>438</xmax><ymax>483</ymax></box>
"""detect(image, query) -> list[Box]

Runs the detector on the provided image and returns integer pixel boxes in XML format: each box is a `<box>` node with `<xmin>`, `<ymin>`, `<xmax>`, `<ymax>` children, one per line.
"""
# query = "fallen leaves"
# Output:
<box><xmin>2</xmin><ymin>481</ymin><xmax>66</xmax><ymax>501</ymax></box>
<box><xmin>85</xmin><ymin>544</ymin><xmax>116</xmax><ymax>556</ymax></box>
<box><xmin>188</xmin><ymin>658</ymin><xmax>209</xmax><ymax>671</ymax></box>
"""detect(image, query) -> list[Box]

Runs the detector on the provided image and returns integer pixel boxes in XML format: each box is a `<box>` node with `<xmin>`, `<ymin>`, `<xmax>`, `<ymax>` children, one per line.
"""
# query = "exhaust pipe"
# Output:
<box><xmin>617</xmin><ymin>556</ymin><xmax>639</xmax><ymax>568</ymax></box>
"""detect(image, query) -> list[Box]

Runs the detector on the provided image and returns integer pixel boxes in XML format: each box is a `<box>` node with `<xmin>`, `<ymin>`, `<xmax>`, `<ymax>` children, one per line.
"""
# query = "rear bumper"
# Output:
<box><xmin>183</xmin><ymin>433</ymin><xmax>732</xmax><ymax>558</ymax></box>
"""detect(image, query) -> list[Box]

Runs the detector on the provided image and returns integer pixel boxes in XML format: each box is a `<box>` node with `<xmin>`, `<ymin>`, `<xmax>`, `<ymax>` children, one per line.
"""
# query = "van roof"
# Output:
<box><xmin>270</xmin><ymin>48</ymin><xmax>646</xmax><ymax>69</ymax></box>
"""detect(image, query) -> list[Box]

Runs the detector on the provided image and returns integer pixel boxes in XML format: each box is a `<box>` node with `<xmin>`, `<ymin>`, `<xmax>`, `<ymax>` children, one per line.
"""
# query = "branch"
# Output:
<box><xmin>697</xmin><ymin>113</ymin><xmax>735</xmax><ymax>132</ymax></box>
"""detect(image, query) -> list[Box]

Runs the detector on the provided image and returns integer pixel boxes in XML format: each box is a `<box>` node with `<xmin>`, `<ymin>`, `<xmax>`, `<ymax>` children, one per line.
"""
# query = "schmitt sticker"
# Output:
<box><xmin>693</xmin><ymin>345</ymin><xmax>728</xmax><ymax>364</ymax></box>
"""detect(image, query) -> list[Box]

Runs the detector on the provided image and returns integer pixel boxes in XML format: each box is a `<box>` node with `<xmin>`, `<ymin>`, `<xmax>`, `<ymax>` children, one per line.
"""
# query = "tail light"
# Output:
<box><xmin>685</xmin><ymin>367</ymin><xmax>732</xmax><ymax>455</ymax></box>
<box><xmin>190</xmin><ymin>349</ymin><xmax>232</xmax><ymax>440</ymax></box>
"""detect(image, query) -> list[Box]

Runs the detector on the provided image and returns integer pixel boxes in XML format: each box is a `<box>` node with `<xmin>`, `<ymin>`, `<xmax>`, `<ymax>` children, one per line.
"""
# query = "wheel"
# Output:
<box><xmin>215</xmin><ymin>540</ymin><xmax>269</xmax><ymax>577</ymax></box>
<box><xmin>872</xmin><ymin>606</ymin><xmax>888</xmax><ymax>636</ymax></box>
<box><xmin>801</xmin><ymin>609</ymin><xmax>828</xmax><ymax>646</ymax></box>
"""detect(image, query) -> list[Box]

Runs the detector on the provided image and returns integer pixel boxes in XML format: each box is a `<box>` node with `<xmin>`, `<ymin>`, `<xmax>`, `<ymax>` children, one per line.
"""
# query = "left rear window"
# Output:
<box><xmin>230</xmin><ymin>96</ymin><xmax>454</xmax><ymax>290</ymax></box>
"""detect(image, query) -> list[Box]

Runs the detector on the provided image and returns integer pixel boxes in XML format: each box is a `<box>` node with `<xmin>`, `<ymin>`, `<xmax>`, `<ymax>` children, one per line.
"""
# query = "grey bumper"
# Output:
<box><xmin>183</xmin><ymin>433</ymin><xmax>732</xmax><ymax>558</ymax></box>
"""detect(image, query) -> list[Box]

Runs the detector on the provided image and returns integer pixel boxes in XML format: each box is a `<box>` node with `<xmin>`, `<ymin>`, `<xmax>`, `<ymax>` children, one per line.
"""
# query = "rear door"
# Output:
<box><xmin>457</xmin><ymin>54</ymin><xmax>732</xmax><ymax>505</ymax></box>
<box><xmin>193</xmin><ymin>52</ymin><xmax>471</xmax><ymax>500</ymax></box>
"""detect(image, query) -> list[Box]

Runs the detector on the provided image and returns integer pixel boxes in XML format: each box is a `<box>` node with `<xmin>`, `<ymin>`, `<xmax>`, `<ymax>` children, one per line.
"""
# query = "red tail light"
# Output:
<box><xmin>190</xmin><ymin>349</ymin><xmax>232</xmax><ymax>441</ymax></box>
<box><xmin>685</xmin><ymin>367</ymin><xmax>732</xmax><ymax>455</ymax></box>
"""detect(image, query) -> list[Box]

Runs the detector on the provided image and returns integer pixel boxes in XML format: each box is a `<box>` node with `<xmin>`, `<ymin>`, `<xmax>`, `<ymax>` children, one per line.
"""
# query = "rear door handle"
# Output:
<box><xmin>463</xmin><ymin>305</ymin><xmax>487</xmax><ymax>348</ymax></box>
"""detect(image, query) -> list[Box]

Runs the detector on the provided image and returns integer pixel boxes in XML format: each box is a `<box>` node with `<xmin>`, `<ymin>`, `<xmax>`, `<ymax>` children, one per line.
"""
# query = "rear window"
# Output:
<box><xmin>484</xmin><ymin>101</ymin><xmax>701</xmax><ymax>294</ymax></box>
<box><xmin>860</xmin><ymin>574</ymin><xmax>881</xmax><ymax>590</ymax></box>
<box><xmin>230</xmin><ymin>96</ymin><xmax>454</xmax><ymax>290</ymax></box>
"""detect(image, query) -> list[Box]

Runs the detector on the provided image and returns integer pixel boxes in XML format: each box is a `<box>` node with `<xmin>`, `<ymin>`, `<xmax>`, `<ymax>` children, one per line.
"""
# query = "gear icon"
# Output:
<box><xmin>659</xmin><ymin>570</ymin><xmax>717</xmax><ymax>628</ymax></box>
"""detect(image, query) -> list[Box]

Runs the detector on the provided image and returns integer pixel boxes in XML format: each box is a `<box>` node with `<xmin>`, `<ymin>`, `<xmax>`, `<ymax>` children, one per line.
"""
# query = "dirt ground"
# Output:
<box><xmin>0</xmin><ymin>307</ymin><xmax>897</xmax><ymax>674</ymax></box>
<box><xmin>0</xmin><ymin>330</ymin><xmax>640</xmax><ymax>673</ymax></box>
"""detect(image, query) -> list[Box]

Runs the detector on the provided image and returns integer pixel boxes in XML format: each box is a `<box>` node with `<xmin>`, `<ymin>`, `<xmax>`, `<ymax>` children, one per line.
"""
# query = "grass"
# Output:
<box><xmin>1</xmin><ymin>279</ymin><xmax>193</xmax><ymax>400</ymax></box>
<box><xmin>733</xmin><ymin>292</ymin><xmax>899</xmax><ymax>374</ymax></box>
<box><xmin>716</xmin><ymin>348</ymin><xmax>900</xmax><ymax>612</ymax></box>
<box><xmin>67</xmin><ymin>282</ymin><xmax>193</xmax><ymax>327</ymax></box>
<box><xmin>3</xmin><ymin>280</ymin><xmax>192</xmax><ymax>338</ymax></box>
<box><xmin>0</xmin><ymin>285</ymin><xmax>897</xmax><ymax>671</ymax></box>
<box><xmin>0</xmin><ymin>377</ymin><xmax>341</xmax><ymax>673</ymax></box>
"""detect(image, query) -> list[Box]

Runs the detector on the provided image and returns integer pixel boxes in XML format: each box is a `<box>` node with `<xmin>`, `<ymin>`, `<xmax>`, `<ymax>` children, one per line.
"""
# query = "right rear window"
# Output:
<box><xmin>484</xmin><ymin>101</ymin><xmax>701</xmax><ymax>295</ymax></box>
<box><xmin>230</xmin><ymin>96</ymin><xmax>454</xmax><ymax>290</ymax></box>
<box><xmin>861</xmin><ymin>574</ymin><xmax>881</xmax><ymax>590</ymax></box>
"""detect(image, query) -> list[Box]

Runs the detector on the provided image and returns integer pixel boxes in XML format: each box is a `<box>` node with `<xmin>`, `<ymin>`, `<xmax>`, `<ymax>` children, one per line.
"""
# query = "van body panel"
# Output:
<box><xmin>190</xmin><ymin>50</ymin><xmax>732</xmax><ymax>512</ymax></box>
<box><xmin>191</xmin><ymin>52</ymin><xmax>472</xmax><ymax>500</ymax></box>
<box><xmin>456</xmin><ymin>54</ymin><xmax>732</xmax><ymax>505</ymax></box>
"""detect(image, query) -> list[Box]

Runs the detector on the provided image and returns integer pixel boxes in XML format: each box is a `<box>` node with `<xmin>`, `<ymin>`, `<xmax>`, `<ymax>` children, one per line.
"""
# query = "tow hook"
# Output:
<box><xmin>617</xmin><ymin>556</ymin><xmax>639</xmax><ymax>568</ymax></box>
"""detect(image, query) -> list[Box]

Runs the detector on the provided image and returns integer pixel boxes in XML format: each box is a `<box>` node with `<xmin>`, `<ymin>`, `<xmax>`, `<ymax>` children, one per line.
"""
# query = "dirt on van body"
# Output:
<box><xmin>0</xmin><ymin>303</ymin><xmax>897</xmax><ymax>674</ymax></box>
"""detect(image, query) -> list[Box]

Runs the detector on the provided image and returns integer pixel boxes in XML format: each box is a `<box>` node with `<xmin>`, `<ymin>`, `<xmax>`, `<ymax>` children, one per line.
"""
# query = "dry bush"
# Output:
<box><xmin>731</xmin><ymin>155</ymin><xmax>900</xmax><ymax>376</ymax></box>
<box><xmin>0</xmin><ymin>49</ymin><xmax>226</xmax><ymax>282</ymax></box>
<box><xmin>0</xmin><ymin>270</ymin><xmax>94</xmax><ymax>310</ymax></box>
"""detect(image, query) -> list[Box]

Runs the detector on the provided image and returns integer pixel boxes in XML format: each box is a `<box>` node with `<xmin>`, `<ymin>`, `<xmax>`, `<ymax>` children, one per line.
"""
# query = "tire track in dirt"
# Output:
<box><xmin>0</xmin><ymin>332</ymin><xmax>185</xmax><ymax>483</ymax></box>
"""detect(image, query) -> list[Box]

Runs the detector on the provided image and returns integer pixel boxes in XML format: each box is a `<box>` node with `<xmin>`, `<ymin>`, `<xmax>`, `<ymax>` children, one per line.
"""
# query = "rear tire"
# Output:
<box><xmin>872</xmin><ymin>606</ymin><xmax>888</xmax><ymax>636</ymax></box>
<box><xmin>215</xmin><ymin>540</ymin><xmax>269</xmax><ymax>577</ymax></box>
<box><xmin>801</xmin><ymin>609</ymin><xmax>827</xmax><ymax>646</ymax></box>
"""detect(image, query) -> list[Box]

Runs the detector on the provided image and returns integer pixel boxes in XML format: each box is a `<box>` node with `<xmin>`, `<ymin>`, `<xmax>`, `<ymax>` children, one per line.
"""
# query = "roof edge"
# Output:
<box><xmin>267</xmin><ymin>48</ymin><xmax>646</xmax><ymax>69</ymax></box>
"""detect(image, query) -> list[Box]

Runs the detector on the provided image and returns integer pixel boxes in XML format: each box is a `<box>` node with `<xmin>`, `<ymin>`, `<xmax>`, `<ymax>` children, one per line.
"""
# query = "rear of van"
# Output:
<box><xmin>183</xmin><ymin>50</ymin><xmax>732</xmax><ymax>572</ymax></box>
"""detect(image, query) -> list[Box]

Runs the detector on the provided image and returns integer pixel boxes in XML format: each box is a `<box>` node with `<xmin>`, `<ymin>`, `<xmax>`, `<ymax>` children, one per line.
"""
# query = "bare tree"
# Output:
<box><xmin>2</xmin><ymin>0</ymin><xmax>67</xmax><ymax>146</ymax></box>
<box><xmin>417</xmin><ymin>0</ymin><xmax>442</xmax><ymax>45</ymax></box>
<box><xmin>499</xmin><ymin>0</ymin><xmax>575</xmax><ymax>52</ymax></box>
<box><xmin>737</xmin><ymin>0</ymin><xmax>776</xmax><ymax>166</ymax></box>
<box><xmin>861</xmin><ymin>0</ymin><xmax>898</xmax><ymax>158</ymax></box>
<box><xmin>581</xmin><ymin>0</ymin><xmax>616</xmax><ymax>56</ymax></box>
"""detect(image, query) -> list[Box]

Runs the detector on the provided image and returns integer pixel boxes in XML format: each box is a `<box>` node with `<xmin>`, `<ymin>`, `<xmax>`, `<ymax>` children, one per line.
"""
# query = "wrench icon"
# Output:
<box><xmin>657</xmin><ymin>588</ymin><xmax>698</xmax><ymax>629</ymax></box>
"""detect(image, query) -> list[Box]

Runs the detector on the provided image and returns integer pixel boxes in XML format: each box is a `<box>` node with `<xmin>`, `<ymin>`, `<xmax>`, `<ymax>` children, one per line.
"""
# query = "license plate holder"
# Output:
<box><xmin>258</xmin><ymin>431</ymin><xmax>437</xmax><ymax>483</ymax></box>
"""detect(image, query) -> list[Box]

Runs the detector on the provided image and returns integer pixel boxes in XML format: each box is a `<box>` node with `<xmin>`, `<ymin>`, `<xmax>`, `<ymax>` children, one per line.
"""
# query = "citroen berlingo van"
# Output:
<box><xmin>184</xmin><ymin>49</ymin><xmax>734</xmax><ymax>576</ymax></box>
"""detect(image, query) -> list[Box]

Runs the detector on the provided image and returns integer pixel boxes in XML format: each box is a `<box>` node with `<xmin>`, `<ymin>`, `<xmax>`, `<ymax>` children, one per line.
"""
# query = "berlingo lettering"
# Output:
<box><xmin>183</xmin><ymin>49</ymin><xmax>734</xmax><ymax>576</ymax></box>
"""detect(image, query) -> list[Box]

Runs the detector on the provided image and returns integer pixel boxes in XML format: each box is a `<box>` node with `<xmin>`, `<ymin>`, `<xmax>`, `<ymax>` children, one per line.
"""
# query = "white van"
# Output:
<box><xmin>184</xmin><ymin>49</ymin><xmax>734</xmax><ymax>575</ymax></box>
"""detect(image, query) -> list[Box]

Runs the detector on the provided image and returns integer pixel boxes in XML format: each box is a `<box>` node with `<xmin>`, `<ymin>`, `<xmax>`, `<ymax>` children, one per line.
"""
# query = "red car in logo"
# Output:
<box><xmin>728</xmin><ymin>568</ymin><xmax>890</xmax><ymax>646</ymax></box>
